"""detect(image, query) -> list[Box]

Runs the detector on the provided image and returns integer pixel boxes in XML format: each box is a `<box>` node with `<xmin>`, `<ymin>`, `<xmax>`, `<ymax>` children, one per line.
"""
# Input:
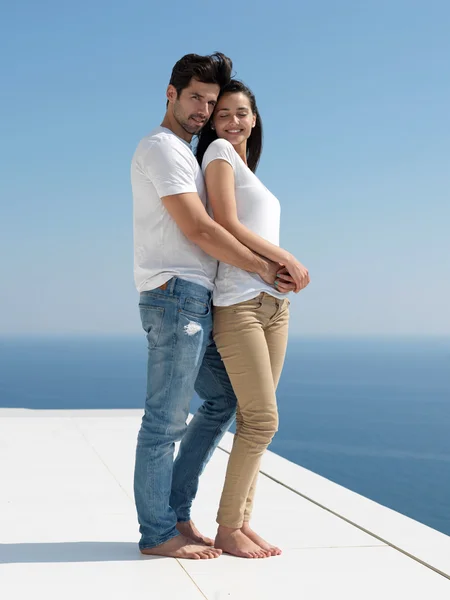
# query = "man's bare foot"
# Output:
<box><xmin>241</xmin><ymin>522</ymin><xmax>282</xmax><ymax>556</ymax></box>
<box><xmin>176</xmin><ymin>520</ymin><xmax>214</xmax><ymax>546</ymax></box>
<box><xmin>140</xmin><ymin>534</ymin><xmax>222</xmax><ymax>559</ymax></box>
<box><xmin>215</xmin><ymin>525</ymin><xmax>269</xmax><ymax>559</ymax></box>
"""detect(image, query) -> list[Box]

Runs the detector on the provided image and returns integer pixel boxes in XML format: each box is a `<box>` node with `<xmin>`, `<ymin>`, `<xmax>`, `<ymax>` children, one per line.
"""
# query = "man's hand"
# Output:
<box><xmin>258</xmin><ymin>257</ymin><xmax>281</xmax><ymax>287</ymax></box>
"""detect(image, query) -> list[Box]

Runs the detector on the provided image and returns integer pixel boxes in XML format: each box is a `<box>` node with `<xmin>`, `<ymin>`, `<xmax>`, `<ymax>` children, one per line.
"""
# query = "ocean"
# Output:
<box><xmin>1</xmin><ymin>336</ymin><xmax>449</xmax><ymax>536</ymax></box>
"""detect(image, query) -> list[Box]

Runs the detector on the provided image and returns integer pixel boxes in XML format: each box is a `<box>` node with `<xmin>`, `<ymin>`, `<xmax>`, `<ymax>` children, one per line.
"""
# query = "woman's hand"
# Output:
<box><xmin>276</xmin><ymin>259</ymin><xmax>310</xmax><ymax>293</ymax></box>
<box><xmin>274</xmin><ymin>266</ymin><xmax>296</xmax><ymax>293</ymax></box>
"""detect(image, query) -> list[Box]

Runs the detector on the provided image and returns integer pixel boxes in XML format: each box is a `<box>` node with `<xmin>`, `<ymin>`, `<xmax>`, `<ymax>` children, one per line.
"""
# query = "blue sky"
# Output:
<box><xmin>1</xmin><ymin>0</ymin><xmax>449</xmax><ymax>336</ymax></box>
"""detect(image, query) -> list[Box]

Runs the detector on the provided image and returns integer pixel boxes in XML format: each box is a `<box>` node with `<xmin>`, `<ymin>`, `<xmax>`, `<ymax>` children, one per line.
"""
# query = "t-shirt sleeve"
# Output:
<box><xmin>142</xmin><ymin>139</ymin><xmax>197</xmax><ymax>198</ymax></box>
<box><xmin>202</xmin><ymin>139</ymin><xmax>236</xmax><ymax>173</ymax></box>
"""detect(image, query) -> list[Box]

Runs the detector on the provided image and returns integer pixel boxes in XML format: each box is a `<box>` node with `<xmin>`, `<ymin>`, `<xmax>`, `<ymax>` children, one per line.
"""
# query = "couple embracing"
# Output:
<box><xmin>131</xmin><ymin>51</ymin><xmax>310</xmax><ymax>560</ymax></box>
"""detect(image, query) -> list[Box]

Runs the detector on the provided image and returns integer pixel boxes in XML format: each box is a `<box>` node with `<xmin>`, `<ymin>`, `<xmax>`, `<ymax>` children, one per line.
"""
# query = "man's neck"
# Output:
<box><xmin>161</xmin><ymin>113</ymin><xmax>193</xmax><ymax>144</ymax></box>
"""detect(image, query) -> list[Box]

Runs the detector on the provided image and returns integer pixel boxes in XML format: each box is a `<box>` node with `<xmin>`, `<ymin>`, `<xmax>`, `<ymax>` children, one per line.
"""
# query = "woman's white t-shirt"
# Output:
<box><xmin>202</xmin><ymin>138</ymin><xmax>288</xmax><ymax>307</ymax></box>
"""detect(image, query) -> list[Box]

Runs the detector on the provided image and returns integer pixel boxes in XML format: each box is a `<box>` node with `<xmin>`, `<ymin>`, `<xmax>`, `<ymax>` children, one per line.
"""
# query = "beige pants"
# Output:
<box><xmin>213</xmin><ymin>293</ymin><xmax>290</xmax><ymax>528</ymax></box>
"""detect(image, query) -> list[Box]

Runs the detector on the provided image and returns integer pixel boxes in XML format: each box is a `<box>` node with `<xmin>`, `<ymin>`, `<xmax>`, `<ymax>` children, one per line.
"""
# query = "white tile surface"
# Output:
<box><xmin>0</xmin><ymin>417</ymin><xmax>131</xmax><ymax>514</ymax></box>
<box><xmin>192</xmin><ymin>448</ymin><xmax>384</xmax><ymax>550</ymax></box>
<box><xmin>181</xmin><ymin>546</ymin><xmax>450</xmax><ymax>600</ymax></box>
<box><xmin>1</xmin><ymin>560</ymin><xmax>205</xmax><ymax>600</ymax></box>
<box><xmin>1</xmin><ymin>409</ymin><xmax>449</xmax><ymax>600</ymax></box>
<box><xmin>252</xmin><ymin>441</ymin><xmax>450</xmax><ymax>576</ymax></box>
<box><xmin>73</xmin><ymin>415</ymin><xmax>141</xmax><ymax>499</ymax></box>
<box><xmin>0</xmin><ymin>412</ymin><xmax>204</xmax><ymax>600</ymax></box>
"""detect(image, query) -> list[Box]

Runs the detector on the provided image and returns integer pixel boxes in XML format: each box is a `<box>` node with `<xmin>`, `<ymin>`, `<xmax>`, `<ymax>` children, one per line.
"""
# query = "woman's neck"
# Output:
<box><xmin>233</xmin><ymin>140</ymin><xmax>247</xmax><ymax>165</ymax></box>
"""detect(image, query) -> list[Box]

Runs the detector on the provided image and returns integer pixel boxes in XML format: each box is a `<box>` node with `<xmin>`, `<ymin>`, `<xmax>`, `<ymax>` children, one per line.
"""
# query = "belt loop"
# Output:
<box><xmin>167</xmin><ymin>277</ymin><xmax>176</xmax><ymax>294</ymax></box>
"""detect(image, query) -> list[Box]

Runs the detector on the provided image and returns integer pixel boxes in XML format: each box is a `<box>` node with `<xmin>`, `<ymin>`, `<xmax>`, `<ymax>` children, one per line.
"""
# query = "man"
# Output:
<box><xmin>131</xmin><ymin>52</ymin><xmax>286</xmax><ymax>559</ymax></box>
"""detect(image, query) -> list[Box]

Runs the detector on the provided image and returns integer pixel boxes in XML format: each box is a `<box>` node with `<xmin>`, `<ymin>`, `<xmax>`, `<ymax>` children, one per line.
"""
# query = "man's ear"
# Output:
<box><xmin>166</xmin><ymin>84</ymin><xmax>177</xmax><ymax>105</ymax></box>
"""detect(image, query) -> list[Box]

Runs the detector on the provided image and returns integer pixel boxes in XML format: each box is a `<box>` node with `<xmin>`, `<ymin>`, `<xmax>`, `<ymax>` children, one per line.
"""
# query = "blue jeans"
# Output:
<box><xmin>134</xmin><ymin>277</ymin><xmax>237</xmax><ymax>549</ymax></box>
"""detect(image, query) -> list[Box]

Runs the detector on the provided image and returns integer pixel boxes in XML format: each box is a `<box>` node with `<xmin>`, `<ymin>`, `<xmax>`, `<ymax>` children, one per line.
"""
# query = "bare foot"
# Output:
<box><xmin>241</xmin><ymin>523</ymin><xmax>282</xmax><ymax>556</ymax></box>
<box><xmin>140</xmin><ymin>534</ymin><xmax>222</xmax><ymax>559</ymax></box>
<box><xmin>176</xmin><ymin>520</ymin><xmax>214</xmax><ymax>546</ymax></box>
<box><xmin>215</xmin><ymin>526</ymin><xmax>269</xmax><ymax>559</ymax></box>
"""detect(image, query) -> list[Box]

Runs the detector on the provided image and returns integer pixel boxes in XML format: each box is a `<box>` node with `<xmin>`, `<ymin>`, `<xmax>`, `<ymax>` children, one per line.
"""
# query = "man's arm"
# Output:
<box><xmin>162</xmin><ymin>192</ymin><xmax>279</xmax><ymax>286</ymax></box>
<box><xmin>141</xmin><ymin>138</ymin><xmax>291</xmax><ymax>289</ymax></box>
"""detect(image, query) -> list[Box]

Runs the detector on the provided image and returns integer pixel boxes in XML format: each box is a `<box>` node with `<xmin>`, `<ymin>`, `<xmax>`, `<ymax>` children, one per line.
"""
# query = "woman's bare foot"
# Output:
<box><xmin>215</xmin><ymin>526</ymin><xmax>269</xmax><ymax>559</ymax></box>
<box><xmin>176</xmin><ymin>520</ymin><xmax>214</xmax><ymax>546</ymax></box>
<box><xmin>241</xmin><ymin>523</ymin><xmax>282</xmax><ymax>556</ymax></box>
<box><xmin>140</xmin><ymin>534</ymin><xmax>222</xmax><ymax>559</ymax></box>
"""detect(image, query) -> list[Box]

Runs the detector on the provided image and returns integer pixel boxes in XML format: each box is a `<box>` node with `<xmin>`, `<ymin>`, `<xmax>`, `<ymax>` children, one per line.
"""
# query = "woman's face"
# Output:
<box><xmin>212</xmin><ymin>92</ymin><xmax>256</xmax><ymax>147</ymax></box>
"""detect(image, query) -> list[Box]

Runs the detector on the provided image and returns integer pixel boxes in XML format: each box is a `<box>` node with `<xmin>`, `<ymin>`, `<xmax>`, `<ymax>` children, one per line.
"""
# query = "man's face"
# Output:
<box><xmin>170</xmin><ymin>79</ymin><xmax>220</xmax><ymax>135</ymax></box>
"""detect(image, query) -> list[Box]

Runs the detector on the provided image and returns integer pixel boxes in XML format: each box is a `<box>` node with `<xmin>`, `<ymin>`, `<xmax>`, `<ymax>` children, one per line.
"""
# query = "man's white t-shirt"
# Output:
<box><xmin>202</xmin><ymin>138</ymin><xmax>288</xmax><ymax>306</ymax></box>
<box><xmin>131</xmin><ymin>126</ymin><xmax>217</xmax><ymax>292</ymax></box>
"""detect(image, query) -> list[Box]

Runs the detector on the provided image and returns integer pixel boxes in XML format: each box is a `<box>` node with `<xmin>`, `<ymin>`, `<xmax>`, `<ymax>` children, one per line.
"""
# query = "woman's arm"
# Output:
<box><xmin>204</xmin><ymin>159</ymin><xmax>310</xmax><ymax>292</ymax></box>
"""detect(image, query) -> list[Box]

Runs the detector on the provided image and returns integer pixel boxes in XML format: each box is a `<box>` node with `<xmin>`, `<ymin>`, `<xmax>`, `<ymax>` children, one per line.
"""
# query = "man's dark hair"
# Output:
<box><xmin>169</xmin><ymin>52</ymin><xmax>233</xmax><ymax>96</ymax></box>
<box><xmin>196</xmin><ymin>80</ymin><xmax>263</xmax><ymax>173</ymax></box>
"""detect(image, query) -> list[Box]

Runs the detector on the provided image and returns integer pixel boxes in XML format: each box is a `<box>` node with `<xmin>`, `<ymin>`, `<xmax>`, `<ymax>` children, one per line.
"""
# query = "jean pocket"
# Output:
<box><xmin>180</xmin><ymin>297</ymin><xmax>211</xmax><ymax>318</ymax></box>
<box><xmin>139</xmin><ymin>305</ymin><xmax>165</xmax><ymax>348</ymax></box>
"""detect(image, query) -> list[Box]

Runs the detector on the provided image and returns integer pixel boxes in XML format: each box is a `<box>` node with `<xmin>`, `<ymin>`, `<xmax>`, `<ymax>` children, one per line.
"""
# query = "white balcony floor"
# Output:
<box><xmin>1</xmin><ymin>409</ymin><xmax>449</xmax><ymax>599</ymax></box>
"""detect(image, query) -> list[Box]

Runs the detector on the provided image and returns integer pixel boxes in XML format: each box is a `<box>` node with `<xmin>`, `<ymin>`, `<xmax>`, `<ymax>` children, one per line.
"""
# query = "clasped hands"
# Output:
<box><xmin>274</xmin><ymin>260</ymin><xmax>310</xmax><ymax>294</ymax></box>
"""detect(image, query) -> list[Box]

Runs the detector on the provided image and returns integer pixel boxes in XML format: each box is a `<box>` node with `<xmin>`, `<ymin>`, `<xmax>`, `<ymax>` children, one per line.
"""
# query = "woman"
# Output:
<box><xmin>196</xmin><ymin>80</ymin><xmax>310</xmax><ymax>558</ymax></box>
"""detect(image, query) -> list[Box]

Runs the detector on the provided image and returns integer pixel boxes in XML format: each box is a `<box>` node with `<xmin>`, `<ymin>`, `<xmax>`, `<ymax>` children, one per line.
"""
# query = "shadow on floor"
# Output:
<box><xmin>0</xmin><ymin>541</ymin><xmax>165</xmax><ymax>563</ymax></box>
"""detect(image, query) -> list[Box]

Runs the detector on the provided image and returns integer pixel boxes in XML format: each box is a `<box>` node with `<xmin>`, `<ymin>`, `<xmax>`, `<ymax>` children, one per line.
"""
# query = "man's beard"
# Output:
<box><xmin>173</xmin><ymin>102</ymin><xmax>206</xmax><ymax>135</ymax></box>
